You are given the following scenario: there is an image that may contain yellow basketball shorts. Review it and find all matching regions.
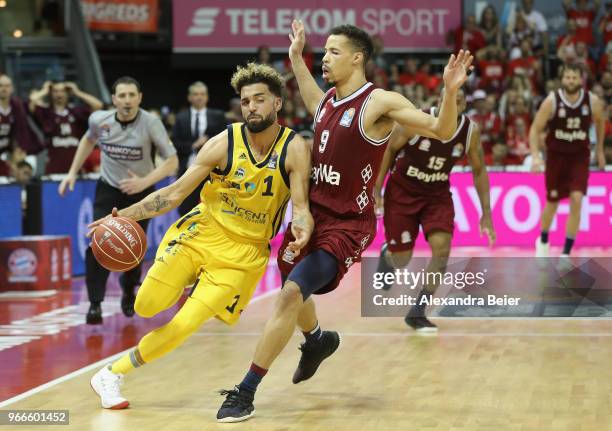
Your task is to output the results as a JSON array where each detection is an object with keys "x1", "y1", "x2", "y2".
[{"x1": 145, "y1": 203, "x2": 270, "y2": 325}]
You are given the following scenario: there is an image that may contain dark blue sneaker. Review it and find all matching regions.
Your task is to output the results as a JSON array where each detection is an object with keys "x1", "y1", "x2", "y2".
[
  {"x1": 376, "y1": 243, "x2": 394, "y2": 291},
  {"x1": 292, "y1": 331, "x2": 341, "y2": 384},
  {"x1": 217, "y1": 386, "x2": 255, "y2": 423}
]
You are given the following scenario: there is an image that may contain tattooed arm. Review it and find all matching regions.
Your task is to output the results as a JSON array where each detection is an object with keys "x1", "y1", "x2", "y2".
[
  {"x1": 284, "y1": 133, "x2": 314, "y2": 254},
  {"x1": 466, "y1": 123, "x2": 495, "y2": 246},
  {"x1": 87, "y1": 131, "x2": 228, "y2": 233}
]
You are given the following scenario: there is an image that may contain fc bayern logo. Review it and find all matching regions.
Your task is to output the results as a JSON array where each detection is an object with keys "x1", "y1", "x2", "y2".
[{"x1": 8, "y1": 248, "x2": 38, "y2": 276}]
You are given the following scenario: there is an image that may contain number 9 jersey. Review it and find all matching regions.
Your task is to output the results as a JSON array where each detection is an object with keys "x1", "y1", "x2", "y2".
[{"x1": 200, "y1": 123, "x2": 295, "y2": 244}]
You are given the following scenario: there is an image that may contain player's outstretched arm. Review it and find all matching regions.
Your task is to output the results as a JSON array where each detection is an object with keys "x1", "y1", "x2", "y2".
[
  {"x1": 373, "y1": 124, "x2": 413, "y2": 214},
  {"x1": 284, "y1": 133, "x2": 314, "y2": 255},
  {"x1": 371, "y1": 50, "x2": 472, "y2": 141},
  {"x1": 466, "y1": 123, "x2": 495, "y2": 246},
  {"x1": 591, "y1": 93, "x2": 606, "y2": 169},
  {"x1": 528, "y1": 94, "x2": 553, "y2": 172},
  {"x1": 288, "y1": 19, "x2": 324, "y2": 116},
  {"x1": 90, "y1": 131, "x2": 228, "y2": 228}
]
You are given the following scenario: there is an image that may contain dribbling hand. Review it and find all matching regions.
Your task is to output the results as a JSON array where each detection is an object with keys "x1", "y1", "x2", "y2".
[{"x1": 87, "y1": 207, "x2": 119, "y2": 238}]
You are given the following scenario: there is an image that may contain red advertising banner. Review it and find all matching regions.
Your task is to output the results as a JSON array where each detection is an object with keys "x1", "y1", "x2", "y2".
[
  {"x1": 81, "y1": 0, "x2": 159, "y2": 33},
  {"x1": 173, "y1": 0, "x2": 460, "y2": 52},
  {"x1": 0, "y1": 236, "x2": 72, "y2": 292}
]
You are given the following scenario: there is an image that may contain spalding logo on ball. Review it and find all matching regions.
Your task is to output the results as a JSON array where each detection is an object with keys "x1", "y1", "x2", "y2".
[{"x1": 92, "y1": 217, "x2": 147, "y2": 272}]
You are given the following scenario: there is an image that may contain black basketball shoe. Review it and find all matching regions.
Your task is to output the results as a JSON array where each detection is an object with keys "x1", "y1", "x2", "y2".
[
  {"x1": 376, "y1": 243, "x2": 394, "y2": 291},
  {"x1": 404, "y1": 315, "x2": 438, "y2": 333},
  {"x1": 217, "y1": 386, "x2": 255, "y2": 423},
  {"x1": 86, "y1": 303, "x2": 103, "y2": 325},
  {"x1": 292, "y1": 331, "x2": 341, "y2": 384}
]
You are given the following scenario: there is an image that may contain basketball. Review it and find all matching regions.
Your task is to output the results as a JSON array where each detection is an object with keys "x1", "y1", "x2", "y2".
[{"x1": 91, "y1": 216, "x2": 147, "y2": 272}]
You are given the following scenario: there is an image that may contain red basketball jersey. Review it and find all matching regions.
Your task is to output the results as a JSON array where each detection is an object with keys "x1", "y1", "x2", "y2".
[
  {"x1": 545, "y1": 89, "x2": 592, "y2": 154},
  {"x1": 390, "y1": 108, "x2": 474, "y2": 195},
  {"x1": 311, "y1": 82, "x2": 390, "y2": 217},
  {"x1": 0, "y1": 106, "x2": 15, "y2": 157}
]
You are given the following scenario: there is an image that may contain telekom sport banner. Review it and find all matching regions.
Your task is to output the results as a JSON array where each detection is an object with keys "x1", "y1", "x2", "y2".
[
  {"x1": 367, "y1": 172, "x2": 612, "y2": 249},
  {"x1": 173, "y1": 0, "x2": 461, "y2": 52},
  {"x1": 81, "y1": 0, "x2": 159, "y2": 33}
]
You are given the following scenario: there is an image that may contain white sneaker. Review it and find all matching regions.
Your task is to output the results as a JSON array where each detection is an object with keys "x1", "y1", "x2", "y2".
[
  {"x1": 557, "y1": 253, "x2": 573, "y2": 271},
  {"x1": 90, "y1": 366, "x2": 129, "y2": 409},
  {"x1": 535, "y1": 237, "x2": 549, "y2": 258}
]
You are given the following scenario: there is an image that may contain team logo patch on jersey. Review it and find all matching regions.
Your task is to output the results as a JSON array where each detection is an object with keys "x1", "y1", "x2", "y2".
[
  {"x1": 238, "y1": 152, "x2": 247, "y2": 160},
  {"x1": 401, "y1": 231, "x2": 412, "y2": 244},
  {"x1": 559, "y1": 108, "x2": 566, "y2": 118},
  {"x1": 361, "y1": 164, "x2": 373, "y2": 183},
  {"x1": 267, "y1": 151, "x2": 278, "y2": 169},
  {"x1": 452, "y1": 143, "x2": 464, "y2": 158},
  {"x1": 419, "y1": 139, "x2": 431, "y2": 152},
  {"x1": 339, "y1": 108, "x2": 355, "y2": 127},
  {"x1": 582, "y1": 105, "x2": 589, "y2": 116},
  {"x1": 244, "y1": 182, "x2": 256, "y2": 193},
  {"x1": 233, "y1": 167, "x2": 246, "y2": 179}
]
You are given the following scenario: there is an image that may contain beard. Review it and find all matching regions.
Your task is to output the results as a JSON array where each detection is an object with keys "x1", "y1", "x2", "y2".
[
  {"x1": 563, "y1": 83, "x2": 581, "y2": 95},
  {"x1": 246, "y1": 112, "x2": 275, "y2": 133}
]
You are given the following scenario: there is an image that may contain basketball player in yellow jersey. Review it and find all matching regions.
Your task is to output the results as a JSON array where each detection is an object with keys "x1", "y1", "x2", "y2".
[{"x1": 87, "y1": 63, "x2": 314, "y2": 412}]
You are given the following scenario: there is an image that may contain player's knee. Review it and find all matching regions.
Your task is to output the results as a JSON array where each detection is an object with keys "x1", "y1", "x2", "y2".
[
  {"x1": 276, "y1": 282, "x2": 303, "y2": 312},
  {"x1": 134, "y1": 279, "x2": 164, "y2": 318},
  {"x1": 169, "y1": 316, "x2": 201, "y2": 338},
  {"x1": 569, "y1": 192, "x2": 583, "y2": 207},
  {"x1": 388, "y1": 250, "x2": 412, "y2": 268}
]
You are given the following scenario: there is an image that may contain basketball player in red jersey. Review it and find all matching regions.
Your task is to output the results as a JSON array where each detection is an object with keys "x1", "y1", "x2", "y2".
[
  {"x1": 530, "y1": 63, "x2": 605, "y2": 260},
  {"x1": 374, "y1": 88, "x2": 495, "y2": 332},
  {"x1": 217, "y1": 19, "x2": 473, "y2": 422}
]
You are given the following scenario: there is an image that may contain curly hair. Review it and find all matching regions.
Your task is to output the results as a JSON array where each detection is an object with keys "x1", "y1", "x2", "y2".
[{"x1": 231, "y1": 62, "x2": 284, "y2": 97}]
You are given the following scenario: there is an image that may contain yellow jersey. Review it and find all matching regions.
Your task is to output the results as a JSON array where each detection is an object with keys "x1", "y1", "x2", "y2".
[{"x1": 200, "y1": 123, "x2": 294, "y2": 244}]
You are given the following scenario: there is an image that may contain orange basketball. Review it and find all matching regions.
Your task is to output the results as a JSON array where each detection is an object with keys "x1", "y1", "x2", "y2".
[{"x1": 91, "y1": 216, "x2": 147, "y2": 272}]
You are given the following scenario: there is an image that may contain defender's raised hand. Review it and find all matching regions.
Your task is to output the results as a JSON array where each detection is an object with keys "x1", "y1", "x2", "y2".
[
  {"x1": 288, "y1": 19, "x2": 306, "y2": 59},
  {"x1": 443, "y1": 50, "x2": 474, "y2": 93}
]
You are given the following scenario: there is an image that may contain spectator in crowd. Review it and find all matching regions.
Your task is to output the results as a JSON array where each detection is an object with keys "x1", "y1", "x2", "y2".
[
  {"x1": 598, "y1": 50, "x2": 612, "y2": 75},
  {"x1": 0, "y1": 74, "x2": 37, "y2": 176},
  {"x1": 12, "y1": 160, "x2": 33, "y2": 186},
  {"x1": 29, "y1": 81, "x2": 103, "y2": 174},
  {"x1": 450, "y1": 14, "x2": 486, "y2": 54},
  {"x1": 485, "y1": 141, "x2": 510, "y2": 166},
  {"x1": 475, "y1": 45, "x2": 506, "y2": 94},
  {"x1": 521, "y1": 0, "x2": 550, "y2": 56},
  {"x1": 557, "y1": 19, "x2": 580, "y2": 63},
  {"x1": 469, "y1": 89, "x2": 502, "y2": 156},
  {"x1": 398, "y1": 58, "x2": 423, "y2": 86},
  {"x1": 599, "y1": 2, "x2": 612, "y2": 52},
  {"x1": 563, "y1": 0, "x2": 600, "y2": 46},
  {"x1": 478, "y1": 5, "x2": 502, "y2": 50},
  {"x1": 506, "y1": 115, "x2": 531, "y2": 164},
  {"x1": 256, "y1": 45, "x2": 272, "y2": 66},
  {"x1": 225, "y1": 97, "x2": 242, "y2": 123},
  {"x1": 171, "y1": 81, "x2": 227, "y2": 216},
  {"x1": 508, "y1": 38, "x2": 543, "y2": 93},
  {"x1": 505, "y1": 12, "x2": 536, "y2": 56},
  {"x1": 371, "y1": 35, "x2": 390, "y2": 71},
  {"x1": 573, "y1": 42, "x2": 597, "y2": 83}
]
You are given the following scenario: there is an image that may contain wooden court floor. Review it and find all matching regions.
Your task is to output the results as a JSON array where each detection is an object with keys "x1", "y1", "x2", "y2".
[{"x1": 4, "y1": 268, "x2": 612, "y2": 431}]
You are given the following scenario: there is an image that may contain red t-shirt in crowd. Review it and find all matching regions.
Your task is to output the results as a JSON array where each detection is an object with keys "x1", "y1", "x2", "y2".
[
  {"x1": 508, "y1": 56, "x2": 539, "y2": 91},
  {"x1": 477, "y1": 59, "x2": 506, "y2": 92},
  {"x1": 454, "y1": 27, "x2": 486, "y2": 54},
  {"x1": 567, "y1": 9, "x2": 596, "y2": 45},
  {"x1": 470, "y1": 111, "x2": 502, "y2": 154}
]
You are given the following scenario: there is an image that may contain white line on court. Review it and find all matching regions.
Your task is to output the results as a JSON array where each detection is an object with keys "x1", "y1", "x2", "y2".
[{"x1": 0, "y1": 289, "x2": 280, "y2": 407}]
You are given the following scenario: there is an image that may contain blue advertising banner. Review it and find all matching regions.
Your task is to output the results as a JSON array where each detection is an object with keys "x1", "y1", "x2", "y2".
[
  {"x1": 41, "y1": 178, "x2": 179, "y2": 276},
  {"x1": 0, "y1": 184, "x2": 23, "y2": 238}
]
